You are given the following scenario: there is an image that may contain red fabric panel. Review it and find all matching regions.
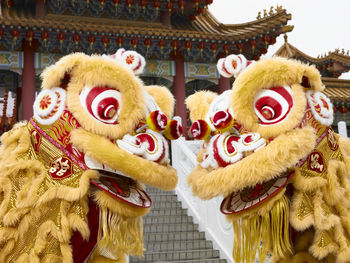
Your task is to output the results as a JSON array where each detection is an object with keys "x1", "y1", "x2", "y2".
[{"x1": 71, "y1": 198, "x2": 99, "y2": 263}]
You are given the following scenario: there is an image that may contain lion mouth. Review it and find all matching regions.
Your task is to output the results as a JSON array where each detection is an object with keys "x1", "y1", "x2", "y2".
[
  {"x1": 85, "y1": 154, "x2": 152, "y2": 208},
  {"x1": 220, "y1": 170, "x2": 293, "y2": 214}
]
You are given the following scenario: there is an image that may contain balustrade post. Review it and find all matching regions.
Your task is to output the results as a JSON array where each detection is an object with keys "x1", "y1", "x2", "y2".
[
  {"x1": 218, "y1": 75, "x2": 231, "y2": 94},
  {"x1": 173, "y1": 54, "x2": 187, "y2": 138},
  {"x1": 21, "y1": 39, "x2": 39, "y2": 120}
]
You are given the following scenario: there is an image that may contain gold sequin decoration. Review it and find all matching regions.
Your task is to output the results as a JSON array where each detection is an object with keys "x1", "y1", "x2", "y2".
[
  {"x1": 41, "y1": 234, "x2": 61, "y2": 258},
  {"x1": 70, "y1": 201, "x2": 87, "y2": 220},
  {"x1": 6, "y1": 201, "x2": 64, "y2": 262},
  {"x1": 3, "y1": 121, "x2": 89, "y2": 261},
  {"x1": 321, "y1": 202, "x2": 335, "y2": 217},
  {"x1": 318, "y1": 231, "x2": 332, "y2": 249},
  {"x1": 300, "y1": 130, "x2": 343, "y2": 178},
  {"x1": 26, "y1": 122, "x2": 85, "y2": 192},
  {"x1": 297, "y1": 193, "x2": 313, "y2": 221}
]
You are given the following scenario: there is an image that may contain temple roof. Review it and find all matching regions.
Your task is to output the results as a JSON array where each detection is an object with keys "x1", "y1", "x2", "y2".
[
  {"x1": 275, "y1": 35, "x2": 350, "y2": 77},
  {"x1": 171, "y1": 7, "x2": 292, "y2": 41},
  {"x1": 322, "y1": 78, "x2": 350, "y2": 102},
  {"x1": 1, "y1": 6, "x2": 292, "y2": 42},
  {"x1": 0, "y1": 2, "x2": 293, "y2": 61}
]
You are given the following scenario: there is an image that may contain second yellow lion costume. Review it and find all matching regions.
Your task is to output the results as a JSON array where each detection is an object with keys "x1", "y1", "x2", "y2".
[
  {"x1": 187, "y1": 54, "x2": 350, "y2": 263},
  {"x1": 0, "y1": 49, "x2": 182, "y2": 262}
]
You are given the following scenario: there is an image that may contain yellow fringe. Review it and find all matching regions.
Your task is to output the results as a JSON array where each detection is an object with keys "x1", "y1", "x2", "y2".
[
  {"x1": 97, "y1": 203, "x2": 144, "y2": 258},
  {"x1": 230, "y1": 195, "x2": 291, "y2": 263}
]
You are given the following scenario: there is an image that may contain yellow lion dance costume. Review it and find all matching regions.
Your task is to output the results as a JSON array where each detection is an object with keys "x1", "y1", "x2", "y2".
[
  {"x1": 0, "y1": 49, "x2": 182, "y2": 262},
  {"x1": 186, "y1": 54, "x2": 350, "y2": 263}
]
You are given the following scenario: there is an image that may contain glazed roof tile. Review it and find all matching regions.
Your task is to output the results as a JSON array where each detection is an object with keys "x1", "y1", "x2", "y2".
[
  {"x1": 323, "y1": 78, "x2": 350, "y2": 102},
  {"x1": 275, "y1": 36, "x2": 350, "y2": 68},
  {"x1": 1, "y1": 7, "x2": 292, "y2": 41}
]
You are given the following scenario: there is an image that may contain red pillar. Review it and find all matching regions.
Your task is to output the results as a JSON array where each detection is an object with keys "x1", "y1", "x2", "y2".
[
  {"x1": 35, "y1": 0, "x2": 47, "y2": 18},
  {"x1": 218, "y1": 75, "x2": 231, "y2": 94},
  {"x1": 22, "y1": 39, "x2": 39, "y2": 120},
  {"x1": 173, "y1": 55, "x2": 187, "y2": 137},
  {"x1": 160, "y1": 11, "x2": 171, "y2": 27}
]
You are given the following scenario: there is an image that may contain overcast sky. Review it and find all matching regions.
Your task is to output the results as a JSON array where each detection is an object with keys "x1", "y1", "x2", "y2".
[{"x1": 208, "y1": 0, "x2": 350, "y2": 79}]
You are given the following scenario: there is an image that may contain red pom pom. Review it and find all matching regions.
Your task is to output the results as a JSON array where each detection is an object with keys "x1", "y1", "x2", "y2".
[
  {"x1": 164, "y1": 119, "x2": 183, "y2": 140},
  {"x1": 212, "y1": 111, "x2": 233, "y2": 132},
  {"x1": 191, "y1": 120, "x2": 211, "y2": 140},
  {"x1": 147, "y1": 110, "x2": 167, "y2": 132}
]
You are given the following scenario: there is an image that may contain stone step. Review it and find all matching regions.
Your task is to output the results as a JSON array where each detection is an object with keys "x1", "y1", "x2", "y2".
[
  {"x1": 141, "y1": 187, "x2": 227, "y2": 263},
  {"x1": 143, "y1": 215, "x2": 193, "y2": 225},
  {"x1": 143, "y1": 223, "x2": 199, "y2": 233},
  {"x1": 130, "y1": 249, "x2": 221, "y2": 263},
  {"x1": 150, "y1": 194, "x2": 179, "y2": 202},
  {"x1": 151, "y1": 200, "x2": 182, "y2": 209},
  {"x1": 166, "y1": 259, "x2": 227, "y2": 263},
  {"x1": 147, "y1": 188, "x2": 176, "y2": 195},
  {"x1": 148, "y1": 207, "x2": 187, "y2": 216},
  {"x1": 145, "y1": 239, "x2": 213, "y2": 252},
  {"x1": 144, "y1": 231, "x2": 206, "y2": 242}
]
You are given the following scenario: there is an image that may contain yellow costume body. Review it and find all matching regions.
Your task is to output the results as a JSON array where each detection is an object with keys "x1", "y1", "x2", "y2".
[
  {"x1": 0, "y1": 50, "x2": 180, "y2": 262},
  {"x1": 187, "y1": 55, "x2": 350, "y2": 263}
]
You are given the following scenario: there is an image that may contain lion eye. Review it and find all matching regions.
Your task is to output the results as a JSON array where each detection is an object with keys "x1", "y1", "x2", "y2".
[
  {"x1": 254, "y1": 86, "x2": 293, "y2": 125},
  {"x1": 80, "y1": 86, "x2": 121, "y2": 125}
]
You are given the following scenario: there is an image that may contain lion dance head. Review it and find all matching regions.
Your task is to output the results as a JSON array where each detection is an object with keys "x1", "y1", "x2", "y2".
[
  {"x1": 187, "y1": 55, "x2": 350, "y2": 263},
  {"x1": 0, "y1": 49, "x2": 182, "y2": 262}
]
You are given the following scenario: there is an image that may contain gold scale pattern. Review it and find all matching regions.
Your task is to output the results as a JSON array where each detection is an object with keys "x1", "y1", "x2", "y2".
[
  {"x1": 0, "y1": 122, "x2": 90, "y2": 262},
  {"x1": 291, "y1": 123, "x2": 350, "y2": 258}
]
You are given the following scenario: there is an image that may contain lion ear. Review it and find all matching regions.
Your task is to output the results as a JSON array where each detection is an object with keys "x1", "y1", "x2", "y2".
[
  {"x1": 301, "y1": 65, "x2": 323, "y2": 91},
  {"x1": 40, "y1": 53, "x2": 88, "y2": 90},
  {"x1": 186, "y1": 91, "x2": 218, "y2": 122},
  {"x1": 144, "y1": 85, "x2": 174, "y2": 119}
]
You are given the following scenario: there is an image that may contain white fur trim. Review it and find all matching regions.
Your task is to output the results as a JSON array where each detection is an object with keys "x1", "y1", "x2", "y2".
[
  {"x1": 201, "y1": 134, "x2": 220, "y2": 169},
  {"x1": 216, "y1": 132, "x2": 243, "y2": 164},
  {"x1": 205, "y1": 90, "x2": 234, "y2": 131},
  {"x1": 201, "y1": 132, "x2": 266, "y2": 168},
  {"x1": 104, "y1": 48, "x2": 146, "y2": 75},
  {"x1": 217, "y1": 58, "x2": 232, "y2": 78},
  {"x1": 226, "y1": 54, "x2": 244, "y2": 77},
  {"x1": 143, "y1": 89, "x2": 162, "y2": 116},
  {"x1": 33, "y1": 87, "x2": 66, "y2": 125},
  {"x1": 34, "y1": 89, "x2": 58, "y2": 117},
  {"x1": 217, "y1": 54, "x2": 251, "y2": 78},
  {"x1": 117, "y1": 129, "x2": 169, "y2": 164},
  {"x1": 116, "y1": 48, "x2": 125, "y2": 58},
  {"x1": 306, "y1": 90, "x2": 334, "y2": 126}
]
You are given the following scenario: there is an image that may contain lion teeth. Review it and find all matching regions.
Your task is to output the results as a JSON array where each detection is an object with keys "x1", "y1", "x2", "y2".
[
  {"x1": 84, "y1": 155, "x2": 131, "y2": 178},
  {"x1": 103, "y1": 164, "x2": 114, "y2": 173},
  {"x1": 84, "y1": 155, "x2": 103, "y2": 170},
  {"x1": 274, "y1": 177, "x2": 287, "y2": 188}
]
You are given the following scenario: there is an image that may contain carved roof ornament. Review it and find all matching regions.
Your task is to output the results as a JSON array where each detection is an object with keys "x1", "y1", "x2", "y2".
[
  {"x1": 276, "y1": 5, "x2": 283, "y2": 12},
  {"x1": 257, "y1": 5, "x2": 285, "y2": 20},
  {"x1": 283, "y1": 25, "x2": 294, "y2": 33},
  {"x1": 256, "y1": 11, "x2": 261, "y2": 19},
  {"x1": 1, "y1": 2, "x2": 293, "y2": 62},
  {"x1": 275, "y1": 40, "x2": 350, "y2": 79}
]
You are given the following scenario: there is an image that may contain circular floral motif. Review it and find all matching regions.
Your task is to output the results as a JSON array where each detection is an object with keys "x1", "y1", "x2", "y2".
[
  {"x1": 306, "y1": 90, "x2": 333, "y2": 126},
  {"x1": 39, "y1": 95, "x2": 52, "y2": 110},
  {"x1": 33, "y1": 88, "x2": 66, "y2": 125}
]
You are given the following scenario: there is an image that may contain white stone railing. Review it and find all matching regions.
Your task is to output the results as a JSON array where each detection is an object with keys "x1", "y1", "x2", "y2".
[
  {"x1": 338, "y1": 121, "x2": 348, "y2": 138},
  {"x1": 171, "y1": 138, "x2": 234, "y2": 263}
]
